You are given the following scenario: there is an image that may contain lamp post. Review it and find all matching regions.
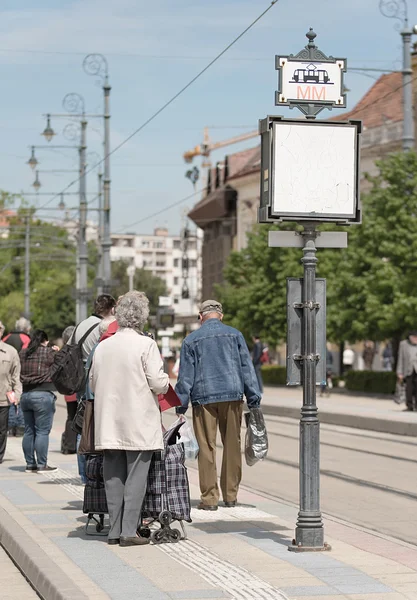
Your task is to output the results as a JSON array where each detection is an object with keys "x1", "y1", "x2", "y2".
[
  {"x1": 379, "y1": 0, "x2": 417, "y2": 150},
  {"x1": 42, "y1": 93, "x2": 89, "y2": 321},
  {"x1": 83, "y1": 54, "x2": 112, "y2": 294}
]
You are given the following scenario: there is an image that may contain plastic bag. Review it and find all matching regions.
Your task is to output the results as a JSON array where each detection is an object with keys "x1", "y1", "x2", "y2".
[
  {"x1": 394, "y1": 381, "x2": 406, "y2": 405},
  {"x1": 244, "y1": 407, "x2": 268, "y2": 466},
  {"x1": 170, "y1": 415, "x2": 199, "y2": 460}
]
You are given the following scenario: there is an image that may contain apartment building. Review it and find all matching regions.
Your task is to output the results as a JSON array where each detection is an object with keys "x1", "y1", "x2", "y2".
[{"x1": 110, "y1": 227, "x2": 202, "y2": 318}]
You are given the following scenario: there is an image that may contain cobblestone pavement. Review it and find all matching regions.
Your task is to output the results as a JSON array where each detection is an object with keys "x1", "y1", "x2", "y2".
[{"x1": 0, "y1": 399, "x2": 417, "y2": 600}]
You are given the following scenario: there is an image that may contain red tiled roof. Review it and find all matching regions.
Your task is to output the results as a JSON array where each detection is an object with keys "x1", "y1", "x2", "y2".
[
  {"x1": 0, "y1": 210, "x2": 16, "y2": 227},
  {"x1": 332, "y1": 72, "x2": 403, "y2": 129},
  {"x1": 227, "y1": 145, "x2": 260, "y2": 181}
]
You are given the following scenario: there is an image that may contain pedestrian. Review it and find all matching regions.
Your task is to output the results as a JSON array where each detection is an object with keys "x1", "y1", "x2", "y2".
[
  {"x1": 252, "y1": 334, "x2": 264, "y2": 393},
  {"x1": 4, "y1": 318, "x2": 31, "y2": 438},
  {"x1": 3, "y1": 317, "x2": 31, "y2": 352},
  {"x1": 73, "y1": 294, "x2": 116, "y2": 483},
  {"x1": 397, "y1": 331, "x2": 417, "y2": 411},
  {"x1": 19, "y1": 330, "x2": 59, "y2": 472},
  {"x1": 90, "y1": 291, "x2": 169, "y2": 547},
  {"x1": 175, "y1": 300, "x2": 261, "y2": 511},
  {"x1": 363, "y1": 340, "x2": 375, "y2": 371},
  {"x1": 382, "y1": 342, "x2": 393, "y2": 371},
  {"x1": 0, "y1": 320, "x2": 22, "y2": 464},
  {"x1": 60, "y1": 326, "x2": 77, "y2": 455},
  {"x1": 342, "y1": 345, "x2": 355, "y2": 374}
]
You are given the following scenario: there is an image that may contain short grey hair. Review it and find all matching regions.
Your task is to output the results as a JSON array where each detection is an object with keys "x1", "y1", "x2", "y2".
[
  {"x1": 99, "y1": 315, "x2": 116, "y2": 335},
  {"x1": 15, "y1": 317, "x2": 31, "y2": 333},
  {"x1": 115, "y1": 291, "x2": 149, "y2": 332},
  {"x1": 62, "y1": 326, "x2": 75, "y2": 345}
]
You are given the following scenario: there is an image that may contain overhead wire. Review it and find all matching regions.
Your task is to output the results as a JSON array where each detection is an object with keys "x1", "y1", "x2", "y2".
[{"x1": 34, "y1": 0, "x2": 279, "y2": 213}]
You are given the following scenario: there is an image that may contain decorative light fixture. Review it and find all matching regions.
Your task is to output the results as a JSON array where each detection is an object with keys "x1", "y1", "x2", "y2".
[
  {"x1": 42, "y1": 114, "x2": 55, "y2": 142},
  {"x1": 27, "y1": 146, "x2": 38, "y2": 170},
  {"x1": 32, "y1": 171, "x2": 41, "y2": 191},
  {"x1": 58, "y1": 194, "x2": 65, "y2": 210}
]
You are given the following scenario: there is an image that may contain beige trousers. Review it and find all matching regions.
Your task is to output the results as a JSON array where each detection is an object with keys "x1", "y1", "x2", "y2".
[{"x1": 192, "y1": 401, "x2": 243, "y2": 506}]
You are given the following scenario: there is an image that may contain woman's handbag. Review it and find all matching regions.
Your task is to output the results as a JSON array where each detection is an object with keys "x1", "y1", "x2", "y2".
[
  {"x1": 244, "y1": 407, "x2": 268, "y2": 466},
  {"x1": 78, "y1": 400, "x2": 99, "y2": 455}
]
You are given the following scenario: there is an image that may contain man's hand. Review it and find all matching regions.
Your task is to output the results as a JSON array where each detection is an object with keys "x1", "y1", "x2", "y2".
[
  {"x1": 398, "y1": 374, "x2": 404, "y2": 383},
  {"x1": 175, "y1": 406, "x2": 188, "y2": 415}
]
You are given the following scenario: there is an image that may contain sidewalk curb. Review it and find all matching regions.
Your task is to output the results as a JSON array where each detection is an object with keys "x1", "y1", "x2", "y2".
[
  {"x1": 262, "y1": 404, "x2": 417, "y2": 436},
  {"x1": 0, "y1": 505, "x2": 88, "y2": 600}
]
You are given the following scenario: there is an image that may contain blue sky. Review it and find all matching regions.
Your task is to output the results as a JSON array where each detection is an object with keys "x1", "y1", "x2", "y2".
[{"x1": 0, "y1": 0, "x2": 411, "y2": 234}]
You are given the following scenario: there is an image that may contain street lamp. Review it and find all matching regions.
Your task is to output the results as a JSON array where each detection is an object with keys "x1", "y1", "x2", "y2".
[
  {"x1": 42, "y1": 114, "x2": 56, "y2": 142},
  {"x1": 58, "y1": 194, "x2": 66, "y2": 211},
  {"x1": 379, "y1": 0, "x2": 417, "y2": 150},
  {"x1": 27, "y1": 146, "x2": 38, "y2": 170},
  {"x1": 32, "y1": 171, "x2": 41, "y2": 191}
]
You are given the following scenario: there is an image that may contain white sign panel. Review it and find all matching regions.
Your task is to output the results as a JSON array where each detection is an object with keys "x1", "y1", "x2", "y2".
[
  {"x1": 277, "y1": 58, "x2": 345, "y2": 106},
  {"x1": 272, "y1": 122, "x2": 357, "y2": 218}
]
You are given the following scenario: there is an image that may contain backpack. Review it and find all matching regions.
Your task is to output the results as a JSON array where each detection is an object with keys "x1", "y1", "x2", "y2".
[{"x1": 50, "y1": 323, "x2": 99, "y2": 395}]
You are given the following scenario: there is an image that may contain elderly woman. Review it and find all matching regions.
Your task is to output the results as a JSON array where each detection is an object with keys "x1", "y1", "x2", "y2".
[{"x1": 90, "y1": 291, "x2": 169, "y2": 547}]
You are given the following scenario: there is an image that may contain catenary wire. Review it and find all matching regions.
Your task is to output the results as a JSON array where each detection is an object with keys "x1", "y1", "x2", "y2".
[{"x1": 34, "y1": 0, "x2": 279, "y2": 213}]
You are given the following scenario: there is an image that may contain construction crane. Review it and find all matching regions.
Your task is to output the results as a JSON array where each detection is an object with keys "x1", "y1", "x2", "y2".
[{"x1": 183, "y1": 127, "x2": 258, "y2": 167}]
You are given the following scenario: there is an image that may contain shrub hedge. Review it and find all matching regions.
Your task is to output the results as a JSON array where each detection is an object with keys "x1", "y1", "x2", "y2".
[
  {"x1": 345, "y1": 370, "x2": 396, "y2": 395},
  {"x1": 261, "y1": 365, "x2": 287, "y2": 385}
]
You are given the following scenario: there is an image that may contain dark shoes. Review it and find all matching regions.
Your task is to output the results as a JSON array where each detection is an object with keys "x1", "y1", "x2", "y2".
[
  {"x1": 224, "y1": 501, "x2": 237, "y2": 508},
  {"x1": 108, "y1": 538, "x2": 120, "y2": 545},
  {"x1": 25, "y1": 465, "x2": 38, "y2": 473},
  {"x1": 37, "y1": 465, "x2": 57, "y2": 472},
  {"x1": 197, "y1": 502, "x2": 218, "y2": 511},
  {"x1": 120, "y1": 536, "x2": 150, "y2": 547}
]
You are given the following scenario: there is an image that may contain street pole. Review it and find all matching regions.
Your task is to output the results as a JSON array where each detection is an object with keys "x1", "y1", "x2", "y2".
[
  {"x1": 402, "y1": 24, "x2": 415, "y2": 150},
  {"x1": 379, "y1": 0, "x2": 416, "y2": 150},
  {"x1": 76, "y1": 244, "x2": 80, "y2": 323},
  {"x1": 97, "y1": 169, "x2": 104, "y2": 295},
  {"x1": 79, "y1": 119, "x2": 88, "y2": 321},
  {"x1": 24, "y1": 215, "x2": 30, "y2": 318},
  {"x1": 291, "y1": 223, "x2": 325, "y2": 550},
  {"x1": 102, "y1": 75, "x2": 112, "y2": 293}
]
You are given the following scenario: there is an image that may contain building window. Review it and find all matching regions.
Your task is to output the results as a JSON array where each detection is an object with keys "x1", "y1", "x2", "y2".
[
  {"x1": 156, "y1": 261, "x2": 166, "y2": 267},
  {"x1": 174, "y1": 277, "x2": 179, "y2": 285},
  {"x1": 154, "y1": 241, "x2": 164, "y2": 249},
  {"x1": 142, "y1": 240, "x2": 150, "y2": 248},
  {"x1": 190, "y1": 259, "x2": 197, "y2": 268},
  {"x1": 173, "y1": 258, "x2": 179, "y2": 267},
  {"x1": 173, "y1": 240, "x2": 181, "y2": 249},
  {"x1": 173, "y1": 297, "x2": 179, "y2": 304},
  {"x1": 142, "y1": 260, "x2": 152, "y2": 267},
  {"x1": 188, "y1": 241, "x2": 196, "y2": 250}
]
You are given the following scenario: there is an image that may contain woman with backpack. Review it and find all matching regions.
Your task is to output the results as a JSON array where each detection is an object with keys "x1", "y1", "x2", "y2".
[{"x1": 19, "y1": 330, "x2": 59, "y2": 472}]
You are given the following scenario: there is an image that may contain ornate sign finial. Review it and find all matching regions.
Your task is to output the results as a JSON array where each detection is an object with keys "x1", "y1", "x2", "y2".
[{"x1": 306, "y1": 28, "x2": 317, "y2": 46}]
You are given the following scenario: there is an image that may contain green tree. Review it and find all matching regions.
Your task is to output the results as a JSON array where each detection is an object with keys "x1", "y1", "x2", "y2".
[
  {"x1": 327, "y1": 151, "x2": 417, "y2": 345},
  {"x1": 0, "y1": 208, "x2": 77, "y2": 339},
  {"x1": 217, "y1": 151, "x2": 417, "y2": 349},
  {"x1": 110, "y1": 260, "x2": 167, "y2": 316}
]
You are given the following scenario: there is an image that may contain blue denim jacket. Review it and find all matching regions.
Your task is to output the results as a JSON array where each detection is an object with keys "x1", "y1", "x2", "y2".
[{"x1": 175, "y1": 318, "x2": 261, "y2": 410}]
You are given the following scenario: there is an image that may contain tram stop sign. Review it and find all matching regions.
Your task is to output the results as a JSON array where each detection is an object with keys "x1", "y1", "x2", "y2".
[{"x1": 275, "y1": 28, "x2": 347, "y2": 111}]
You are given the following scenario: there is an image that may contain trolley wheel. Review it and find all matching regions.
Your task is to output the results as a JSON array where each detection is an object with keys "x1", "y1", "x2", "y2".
[
  {"x1": 138, "y1": 527, "x2": 151, "y2": 539},
  {"x1": 159, "y1": 510, "x2": 172, "y2": 526},
  {"x1": 151, "y1": 529, "x2": 165, "y2": 545},
  {"x1": 169, "y1": 529, "x2": 181, "y2": 543}
]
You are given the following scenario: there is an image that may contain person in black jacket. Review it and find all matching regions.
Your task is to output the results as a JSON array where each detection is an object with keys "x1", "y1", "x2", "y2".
[
  {"x1": 252, "y1": 335, "x2": 264, "y2": 393},
  {"x1": 3, "y1": 317, "x2": 31, "y2": 352}
]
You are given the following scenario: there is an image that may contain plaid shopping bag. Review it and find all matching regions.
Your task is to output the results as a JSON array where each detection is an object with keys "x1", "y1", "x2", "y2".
[
  {"x1": 85, "y1": 454, "x2": 104, "y2": 482},
  {"x1": 143, "y1": 424, "x2": 191, "y2": 522},
  {"x1": 83, "y1": 483, "x2": 108, "y2": 514}
]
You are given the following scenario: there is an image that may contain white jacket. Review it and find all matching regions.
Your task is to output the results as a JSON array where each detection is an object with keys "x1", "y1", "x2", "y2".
[{"x1": 90, "y1": 329, "x2": 169, "y2": 451}]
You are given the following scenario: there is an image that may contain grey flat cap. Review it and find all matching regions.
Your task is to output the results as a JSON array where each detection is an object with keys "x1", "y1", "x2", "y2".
[{"x1": 199, "y1": 299, "x2": 223, "y2": 315}]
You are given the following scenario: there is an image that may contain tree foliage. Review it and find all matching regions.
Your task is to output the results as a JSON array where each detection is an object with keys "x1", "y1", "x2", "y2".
[{"x1": 217, "y1": 151, "x2": 417, "y2": 346}]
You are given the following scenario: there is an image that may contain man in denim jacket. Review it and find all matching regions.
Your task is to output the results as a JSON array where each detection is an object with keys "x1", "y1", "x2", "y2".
[{"x1": 175, "y1": 300, "x2": 261, "y2": 511}]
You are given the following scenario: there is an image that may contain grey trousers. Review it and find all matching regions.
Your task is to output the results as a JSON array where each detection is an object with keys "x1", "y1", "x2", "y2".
[{"x1": 103, "y1": 449, "x2": 153, "y2": 539}]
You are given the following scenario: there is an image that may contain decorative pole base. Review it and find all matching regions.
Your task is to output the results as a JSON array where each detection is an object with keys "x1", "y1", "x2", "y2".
[{"x1": 288, "y1": 540, "x2": 331, "y2": 553}]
